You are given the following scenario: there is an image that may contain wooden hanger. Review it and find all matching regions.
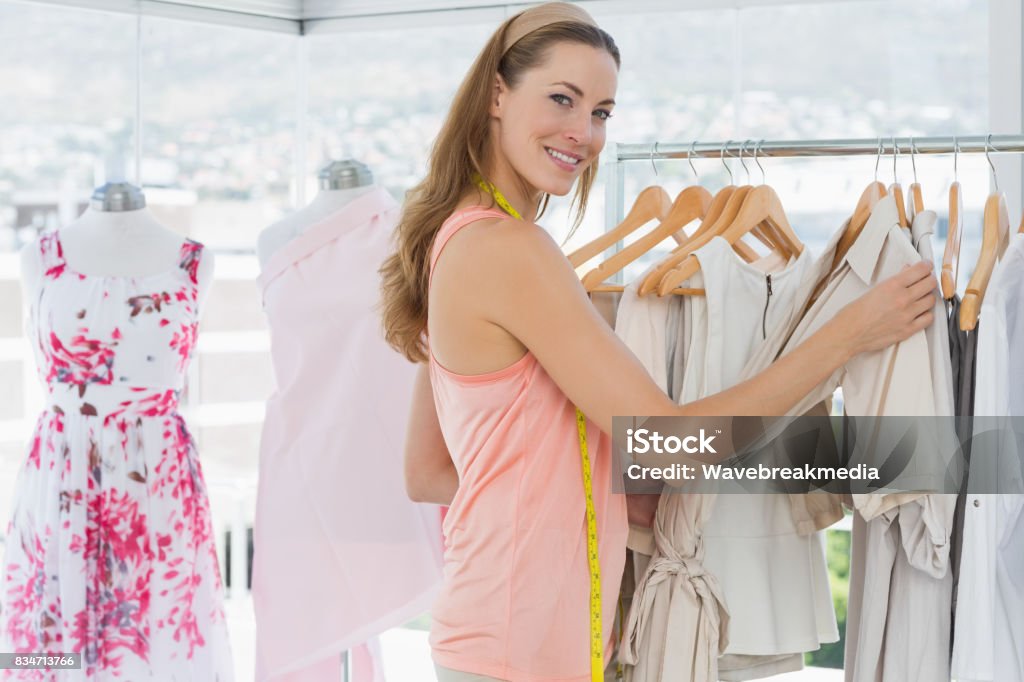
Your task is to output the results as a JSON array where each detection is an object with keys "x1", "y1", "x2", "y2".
[
  {"x1": 940, "y1": 180, "x2": 963, "y2": 299},
  {"x1": 718, "y1": 183, "x2": 802, "y2": 258},
  {"x1": 890, "y1": 183, "x2": 908, "y2": 228},
  {"x1": 581, "y1": 185, "x2": 711, "y2": 292},
  {"x1": 686, "y1": 143, "x2": 779, "y2": 259},
  {"x1": 636, "y1": 184, "x2": 734, "y2": 295},
  {"x1": 686, "y1": 185, "x2": 734, "y2": 242},
  {"x1": 657, "y1": 185, "x2": 802, "y2": 295},
  {"x1": 960, "y1": 192, "x2": 1010, "y2": 330},
  {"x1": 697, "y1": 186, "x2": 759, "y2": 259},
  {"x1": 833, "y1": 181, "x2": 887, "y2": 270},
  {"x1": 694, "y1": 185, "x2": 788, "y2": 261},
  {"x1": 885, "y1": 140, "x2": 908, "y2": 229},
  {"x1": 907, "y1": 138, "x2": 925, "y2": 219},
  {"x1": 638, "y1": 183, "x2": 789, "y2": 295},
  {"x1": 567, "y1": 186, "x2": 672, "y2": 268},
  {"x1": 909, "y1": 184, "x2": 925, "y2": 218},
  {"x1": 1019, "y1": 211, "x2": 1024, "y2": 234}
]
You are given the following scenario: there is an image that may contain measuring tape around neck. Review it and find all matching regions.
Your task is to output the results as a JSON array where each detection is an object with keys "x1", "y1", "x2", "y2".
[{"x1": 473, "y1": 175, "x2": 604, "y2": 681}]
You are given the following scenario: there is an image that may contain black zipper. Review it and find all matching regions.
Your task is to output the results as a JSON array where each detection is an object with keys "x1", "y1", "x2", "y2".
[{"x1": 762, "y1": 273, "x2": 774, "y2": 339}]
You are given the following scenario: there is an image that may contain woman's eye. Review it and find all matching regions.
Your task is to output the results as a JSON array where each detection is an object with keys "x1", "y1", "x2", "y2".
[
  {"x1": 550, "y1": 94, "x2": 572, "y2": 106},
  {"x1": 593, "y1": 110, "x2": 613, "y2": 121}
]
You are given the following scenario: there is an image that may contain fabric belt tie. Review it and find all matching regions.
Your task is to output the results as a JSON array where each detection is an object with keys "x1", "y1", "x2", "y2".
[{"x1": 621, "y1": 528, "x2": 730, "y2": 681}]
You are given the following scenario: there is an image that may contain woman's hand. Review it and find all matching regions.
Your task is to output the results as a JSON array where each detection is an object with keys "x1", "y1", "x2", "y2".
[{"x1": 836, "y1": 260, "x2": 938, "y2": 357}]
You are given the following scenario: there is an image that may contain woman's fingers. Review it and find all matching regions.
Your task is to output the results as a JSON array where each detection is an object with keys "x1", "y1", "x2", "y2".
[
  {"x1": 911, "y1": 309, "x2": 935, "y2": 334},
  {"x1": 897, "y1": 260, "x2": 933, "y2": 285},
  {"x1": 905, "y1": 267, "x2": 939, "y2": 302}
]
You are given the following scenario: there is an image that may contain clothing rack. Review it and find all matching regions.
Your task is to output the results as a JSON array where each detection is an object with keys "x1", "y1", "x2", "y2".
[{"x1": 602, "y1": 134, "x2": 1024, "y2": 237}]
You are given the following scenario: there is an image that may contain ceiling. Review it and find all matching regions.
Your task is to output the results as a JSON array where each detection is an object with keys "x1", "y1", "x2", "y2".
[{"x1": 19, "y1": 0, "x2": 856, "y2": 34}]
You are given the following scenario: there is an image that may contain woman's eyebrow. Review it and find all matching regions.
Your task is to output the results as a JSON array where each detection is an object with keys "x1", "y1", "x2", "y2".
[{"x1": 550, "y1": 80, "x2": 616, "y2": 106}]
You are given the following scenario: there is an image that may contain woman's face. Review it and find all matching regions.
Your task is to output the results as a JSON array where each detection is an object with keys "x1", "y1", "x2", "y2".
[{"x1": 491, "y1": 41, "x2": 618, "y2": 198}]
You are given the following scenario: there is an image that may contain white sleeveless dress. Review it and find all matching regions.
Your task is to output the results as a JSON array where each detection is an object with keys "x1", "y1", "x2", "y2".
[{"x1": 1, "y1": 231, "x2": 234, "y2": 680}]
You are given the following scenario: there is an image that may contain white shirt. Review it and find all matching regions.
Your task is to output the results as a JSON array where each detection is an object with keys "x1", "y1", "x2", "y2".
[
  {"x1": 952, "y1": 232, "x2": 1024, "y2": 682},
  {"x1": 683, "y1": 238, "x2": 838, "y2": 667}
]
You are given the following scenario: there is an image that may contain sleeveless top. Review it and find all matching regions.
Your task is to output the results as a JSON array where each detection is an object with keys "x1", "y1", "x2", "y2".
[{"x1": 426, "y1": 207, "x2": 628, "y2": 681}]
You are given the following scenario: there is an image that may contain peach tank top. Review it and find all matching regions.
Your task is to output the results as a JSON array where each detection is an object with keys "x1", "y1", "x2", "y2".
[{"x1": 427, "y1": 207, "x2": 628, "y2": 681}]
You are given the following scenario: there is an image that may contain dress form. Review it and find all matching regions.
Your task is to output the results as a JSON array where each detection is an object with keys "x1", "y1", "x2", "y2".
[
  {"x1": 257, "y1": 160, "x2": 376, "y2": 270},
  {"x1": 20, "y1": 182, "x2": 214, "y2": 309}
]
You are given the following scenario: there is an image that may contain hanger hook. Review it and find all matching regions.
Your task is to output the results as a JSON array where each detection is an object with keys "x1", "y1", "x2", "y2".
[
  {"x1": 986, "y1": 133, "x2": 999, "y2": 192},
  {"x1": 754, "y1": 139, "x2": 766, "y2": 184},
  {"x1": 721, "y1": 140, "x2": 734, "y2": 184},
  {"x1": 738, "y1": 140, "x2": 750, "y2": 183},
  {"x1": 874, "y1": 137, "x2": 882, "y2": 183},
  {"x1": 688, "y1": 140, "x2": 699, "y2": 181},
  {"x1": 953, "y1": 136, "x2": 959, "y2": 183},
  {"x1": 909, "y1": 137, "x2": 918, "y2": 184},
  {"x1": 892, "y1": 136, "x2": 899, "y2": 183},
  {"x1": 650, "y1": 141, "x2": 659, "y2": 177}
]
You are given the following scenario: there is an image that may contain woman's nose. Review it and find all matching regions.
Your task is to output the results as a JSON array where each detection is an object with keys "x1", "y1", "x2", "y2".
[{"x1": 565, "y1": 113, "x2": 592, "y2": 146}]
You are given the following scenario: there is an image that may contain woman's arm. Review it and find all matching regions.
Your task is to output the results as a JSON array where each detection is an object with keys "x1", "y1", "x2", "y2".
[
  {"x1": 475, "y1": 219, "x2": 935, "y2": 435},
  {"x1": 404, "y1": 363, "x2": 458, "y2": 505}
]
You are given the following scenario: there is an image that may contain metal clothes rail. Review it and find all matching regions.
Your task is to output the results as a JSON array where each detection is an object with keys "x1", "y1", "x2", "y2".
[
  {"x1": 602, "y1": 134, "x2": 1024, "y2": 239},
  {"x1": 615, "y1": 134, "x2": 1024, "y2": 161}
]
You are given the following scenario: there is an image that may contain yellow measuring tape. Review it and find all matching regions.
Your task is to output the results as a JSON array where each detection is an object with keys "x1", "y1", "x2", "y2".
[{"x1": 474, "y1": 175, "x2": 604, "y2": 681}]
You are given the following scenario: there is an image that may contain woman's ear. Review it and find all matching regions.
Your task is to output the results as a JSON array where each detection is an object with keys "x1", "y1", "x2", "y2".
[{"x1": 489, "y1": 74, "x2": 507, "y2": 118}]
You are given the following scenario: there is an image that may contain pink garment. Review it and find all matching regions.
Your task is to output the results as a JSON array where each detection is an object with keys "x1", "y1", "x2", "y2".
[
  {"x1": 255, "y1": 188, "x2": 444, "y2": 680},
  {"x1": 427, "y1": 207, "x2": 628, "y2": 681}
]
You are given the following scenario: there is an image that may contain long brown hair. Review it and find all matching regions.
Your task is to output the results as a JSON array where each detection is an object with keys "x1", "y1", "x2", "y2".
[{"x1": 380, "y1": 12, "x2": 620, "y2": 363}]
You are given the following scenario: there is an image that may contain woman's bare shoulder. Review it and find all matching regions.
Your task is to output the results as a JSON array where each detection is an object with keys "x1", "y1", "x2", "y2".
[{"x1": 447, "y1": 216, "x2": 562, "y2": 265}]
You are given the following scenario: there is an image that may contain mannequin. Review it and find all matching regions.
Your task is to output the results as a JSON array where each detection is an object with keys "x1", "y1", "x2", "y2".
[
  {"x1": 254, "y1": 160, "x2": 430, "y2": 682},
  {"x1": 20, "y1": 181, "x2": 214, "y2": 308},
  {"x1": 7, "y1": 178, "x2": 234, "y2": 678},
  {"x1": 257, "y1": 160, "x2": 376, "y2": 269}
]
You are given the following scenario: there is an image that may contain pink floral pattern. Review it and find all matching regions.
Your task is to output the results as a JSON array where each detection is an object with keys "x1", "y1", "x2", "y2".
[{"x1": 1, "y1": 232, "x2": 233, "y2": 680}]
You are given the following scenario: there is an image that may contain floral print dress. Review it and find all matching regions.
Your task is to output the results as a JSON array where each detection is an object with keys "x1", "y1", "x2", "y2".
[{"x1": 0, "y1": 232, "x2": 233, "y2": 680}]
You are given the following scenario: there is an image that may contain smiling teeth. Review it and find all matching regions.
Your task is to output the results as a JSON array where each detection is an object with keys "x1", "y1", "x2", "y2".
[{"x1": 547, "y1": 148, "x2": 579, "y2": 165}]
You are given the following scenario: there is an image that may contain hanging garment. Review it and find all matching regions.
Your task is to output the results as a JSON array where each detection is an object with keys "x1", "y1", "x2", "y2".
[
  {"x1": 683, "y1": 239, "x2": 837, "y2": 680},
  {"x1": 609, "y1": 270, "x2": 678, "y2": 682},
  {"x1": 946, "y1": 283, "x2": 979, "y2": 620},
  {"x1": 619, "y1": 479, "x2": 729, "y2": 682},
  {"x1": 255, "y1": 187, "x2": 443, "y2": 681},
  {"x1": 622, "y1": 239, "x2": 835, "y2": 682},
  {"x1": 952, "y1": 232, "x2": 1024, "y2": 682},
  {"x1": 665, "y1": 295, "x2": 687, "y2": 403},
  {"x1": 591, "y1": 291, "x2": 623, "y2": 329},
  {"x1": 844, "y1": 209, "x2": 956, "y2": 682},
  {"x1": 734, "y1": 198, "x2": 955, "y2": 682},
  {"x1": 739, "y1": 196, "x2": 956, "y2": 511},
  {"x1": 947, "y1": 292, "x2": 979, "y2": 615},
  {"x1": 614, "y1": 272, "x2": 674, "y2": 392},
  {"x1": 615, "y1": 268, "x2": 717, "y2": 682},
  {"x1": 427, "y1": 207, "x2": 628, "y2": 682},
  {"x1": 1, "y1": 232, "x2": 233, "y2": 680}
]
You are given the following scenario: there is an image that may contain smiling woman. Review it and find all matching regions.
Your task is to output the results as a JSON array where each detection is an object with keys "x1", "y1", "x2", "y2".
[
  {"x1": 378, "y1": 2, "x2": 939, "y2": 681},
  {"x1": 488, "y1": 52, "x2": 618, "y2": 203}
]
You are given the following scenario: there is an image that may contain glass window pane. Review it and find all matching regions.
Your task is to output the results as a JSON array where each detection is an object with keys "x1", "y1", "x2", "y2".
[
  {"x1": 737, "y1": 0, "x2": 989, "y2": 286},
  {"x1": 306, "y1": 23, "x2": 494, "y2": 199},
  {"x1": 140, "y1": 16, "x2": 299, "y2": 251},
  {"x1": 0, "y1": 2, "x2": 136, "y2": 253}
]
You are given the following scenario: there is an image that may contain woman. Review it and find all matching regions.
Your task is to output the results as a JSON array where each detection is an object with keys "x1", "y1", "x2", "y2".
[{"x1": 380, "y1": 3, "x2": 936, "y2": 681}]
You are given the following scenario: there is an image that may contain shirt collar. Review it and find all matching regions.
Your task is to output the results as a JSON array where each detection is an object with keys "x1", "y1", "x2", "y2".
[{"x1": 842, "y1": 194, "x2": 900, "y2": 283}]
